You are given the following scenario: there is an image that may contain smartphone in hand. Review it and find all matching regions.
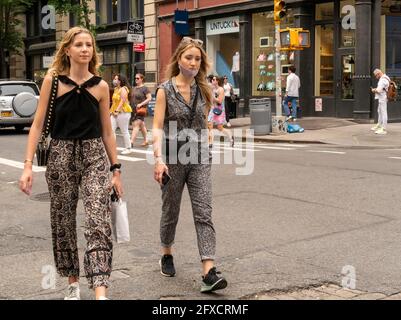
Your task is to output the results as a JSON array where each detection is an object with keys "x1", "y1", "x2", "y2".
[
  {"x1": 161, "y1": 172, "x2": 171, "y2": 187},
  {"x1": 110, "y1": 186, "x2": 119, "y2": 202}
]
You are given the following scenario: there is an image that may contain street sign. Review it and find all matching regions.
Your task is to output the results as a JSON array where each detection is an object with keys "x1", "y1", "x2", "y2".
[
  {"x1": 127, "y1": 21, "x2": 144, "y2": 43},
  {"x1": 133, "y1": 43, "x2": 145, "y2": 52}
]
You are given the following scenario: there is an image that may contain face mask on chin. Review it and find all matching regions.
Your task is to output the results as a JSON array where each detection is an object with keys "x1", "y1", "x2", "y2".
[
  {"x1": 112, "y1": 80, "x2": 119, "y2": 87},
  {"x1": 178, "y1": 64, "x2": 199, "y2": 78}
]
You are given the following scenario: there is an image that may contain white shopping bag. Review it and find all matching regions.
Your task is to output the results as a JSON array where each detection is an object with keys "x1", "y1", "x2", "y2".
[{"x1": 111, "y1": 199, "x2": 130, "y2": 243}]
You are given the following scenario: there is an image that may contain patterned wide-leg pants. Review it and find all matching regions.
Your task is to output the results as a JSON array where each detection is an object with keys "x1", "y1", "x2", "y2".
[{"x1": 45, "y1": 138, "x2": 113, "y2": 289}]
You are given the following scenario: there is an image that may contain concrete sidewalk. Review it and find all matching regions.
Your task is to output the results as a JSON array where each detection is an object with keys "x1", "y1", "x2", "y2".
[{"x1": 143, "y1": 116, "x2": 401, "y2": 148}]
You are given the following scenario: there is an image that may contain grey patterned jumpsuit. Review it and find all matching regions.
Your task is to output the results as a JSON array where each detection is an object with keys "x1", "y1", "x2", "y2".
[{"x1": 159, "y1": 78, "x2": 216, "y2": 261}]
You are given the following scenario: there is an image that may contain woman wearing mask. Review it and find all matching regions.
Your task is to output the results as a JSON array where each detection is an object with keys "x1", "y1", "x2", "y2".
[
  {"x1": 128, "y1": 73, "x2": 152, "y2": 149},
  {"x1": 18, "y1": 27, "x2": 123, "y2": 300},
  {"x1": 208, "y1": 76, "x2": 234, "y2": 148},
  {"x1": 152, "y1": 37, "x2": 228, "y2": 293},
  {"x1": 110, "y1": 74, "x2": 133, "y2": 154}
]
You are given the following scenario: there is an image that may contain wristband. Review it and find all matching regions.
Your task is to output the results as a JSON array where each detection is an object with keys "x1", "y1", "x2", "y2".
[{"x1": 110, "y1": 163, "x2": 122, "y2": 172}]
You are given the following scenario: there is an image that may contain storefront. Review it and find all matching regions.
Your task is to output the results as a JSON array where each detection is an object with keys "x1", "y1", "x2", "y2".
[
  {"x1": 252, "y1": 10, "x2": 295, "y2": 97},
  {"x1": 205, "y1": 16, "x2": 240, "y2": 92},
  {"x1": 157, "y1": 0, "x2": 401, "y2": 121}
]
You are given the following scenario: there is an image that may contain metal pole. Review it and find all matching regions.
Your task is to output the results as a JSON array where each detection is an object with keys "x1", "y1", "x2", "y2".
[{"x1": 275, "y1": 23, "x2": 282, "y2": 117}]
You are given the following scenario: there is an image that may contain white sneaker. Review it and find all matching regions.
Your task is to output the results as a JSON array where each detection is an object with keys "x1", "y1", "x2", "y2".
[
  {"x1": 64, "y1": 282, "x2": 80, "y2": 300},
  {"x1": 97, "y1": 296, "x2": 110, "y2": 300},
  {"x1": 375, "y1": 128, "x2": 387, "y2": 135},
  {"x1": 121, "y1": 148, "x2": 133, "y2": 155},
  {"x1": 226, "y1": 122, "x2": 232, "y2": 128},
  {"x1": 371, "y1": 124, "x2": 381, "y2": 131}
]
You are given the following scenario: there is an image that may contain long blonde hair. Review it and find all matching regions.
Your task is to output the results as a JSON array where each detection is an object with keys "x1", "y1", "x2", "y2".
[
  {"x1": 48, "y1": 27, "x2": 100, "y2": 76},
  {"x1": 164, "y1": 38, "x2": 212, "y2": 110}
]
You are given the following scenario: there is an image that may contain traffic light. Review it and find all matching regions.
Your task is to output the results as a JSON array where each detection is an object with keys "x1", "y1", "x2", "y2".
[
  {"x1": 279, "y1": 28, "x2": 310, "y2": 49},
  {"x1": 274, "y1": 0, "x2": 286, "y2": 22}
]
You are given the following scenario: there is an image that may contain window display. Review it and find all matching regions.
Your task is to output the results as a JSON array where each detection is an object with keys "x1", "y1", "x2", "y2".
[
  {"x1": 252, "y1": 11, "x2": 294, "y2": 97},
  {"x1": 315, "y1": 24, "x2": 334, "y2": 96}
]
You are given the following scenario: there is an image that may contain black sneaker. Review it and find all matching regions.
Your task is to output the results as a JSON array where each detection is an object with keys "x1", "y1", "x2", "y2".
[
  {"x1": 200, "y1": 267, "x2": 227, "y2": 293},
  {"x1": 159, "y1": 254, "x2": 176, "y2": 277}
]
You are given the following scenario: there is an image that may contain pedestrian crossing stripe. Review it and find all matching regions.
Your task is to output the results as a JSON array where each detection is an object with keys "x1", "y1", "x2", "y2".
[
  {"x1": 116, "y1": 147, "x2": 153, "y2": 155},
  {"x1": 0, "y1": 158, "x2": 46, "y2": 172},
  {"x1": 255, "y1": 146, "x2": 296, "y2": 151},
  {"x1": 117, "y1": 155, "x2": 146, "y2": 162}
]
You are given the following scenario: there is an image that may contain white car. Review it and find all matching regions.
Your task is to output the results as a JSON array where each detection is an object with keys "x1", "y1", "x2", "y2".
[{"x1": 0, "y1": 80, "x2": 40, "y2": 131}]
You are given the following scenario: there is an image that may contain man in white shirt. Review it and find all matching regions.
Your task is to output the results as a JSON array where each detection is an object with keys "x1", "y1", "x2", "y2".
[
  {"x1": 371, "y1": 68, "x2": 390, "y2": 135},
  {"x1": 283, "y1": 66, "x2": 301, "y2": 121}
]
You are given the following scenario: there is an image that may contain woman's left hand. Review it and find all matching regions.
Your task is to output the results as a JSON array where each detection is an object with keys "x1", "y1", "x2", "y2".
[{"x1": 111, "y1": 172, "x2": 123, "y2": 197}]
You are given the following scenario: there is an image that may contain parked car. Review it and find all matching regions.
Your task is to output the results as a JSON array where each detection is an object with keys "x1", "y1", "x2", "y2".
[{"x1": 0, "y1": 80, "x2": 40, "y2": 131}]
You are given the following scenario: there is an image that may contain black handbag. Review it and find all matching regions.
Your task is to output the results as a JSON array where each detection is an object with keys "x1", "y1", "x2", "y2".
[{"x1": 36, "y1": 75, "x2": 59, "y2": 166}]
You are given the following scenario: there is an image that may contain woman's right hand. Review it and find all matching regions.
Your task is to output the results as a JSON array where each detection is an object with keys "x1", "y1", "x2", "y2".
[
  {"x1": 154, "y1": 161, "x2": 168, "y2": 184},
  {"x1": 19, "y1": 167, "x2": 33, "y2": 196}
]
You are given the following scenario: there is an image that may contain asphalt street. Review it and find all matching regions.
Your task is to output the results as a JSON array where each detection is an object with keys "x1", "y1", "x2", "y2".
[{"x1": 1, "y1": 128, "x2": 401, "y2": 300}]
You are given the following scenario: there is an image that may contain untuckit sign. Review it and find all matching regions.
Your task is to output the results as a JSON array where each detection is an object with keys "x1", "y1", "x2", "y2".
[{"x1": 206, "y1": 16, "x2": 240, "y2": 35}]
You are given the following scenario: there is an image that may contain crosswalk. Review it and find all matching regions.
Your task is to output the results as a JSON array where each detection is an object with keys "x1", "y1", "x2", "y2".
[
  {"x1": 9, "y1": 142, "x2": 401, "y2": 173},
  {"x1": 113, "y1": 142, "x2": 340, "y2": 164}
]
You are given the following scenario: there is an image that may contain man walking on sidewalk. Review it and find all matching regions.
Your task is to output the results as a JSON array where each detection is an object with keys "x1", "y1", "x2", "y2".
[
  {"x1": 283, "y1": 66, "x2": 300, "y2": 121},
  {"x1": 371, "y1": 69, "x2": 390, "y2": 135}
]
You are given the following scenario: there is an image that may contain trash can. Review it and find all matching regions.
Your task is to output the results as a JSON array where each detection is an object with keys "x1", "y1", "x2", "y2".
[{"x1": 249, "y1": 98, "x2": 271, "y2": 135}]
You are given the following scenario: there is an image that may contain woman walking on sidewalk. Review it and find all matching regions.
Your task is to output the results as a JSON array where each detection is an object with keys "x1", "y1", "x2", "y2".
[
  {"x1": 110, "y1": 74, "x2": 133, "y2": 154},
  {"x1": 152, "y1": 37, "x2": 228, "y2": 293},
  {"x1": 208, "y1": 76, "x2": 234, "y2": 148},
  {"x1": 223, "y1": 75, "x2": 234, "y2": 128},
  {"x1": 129, "y1": 73, "x2": 152, "y2": 148},
  {"x1": 18, "y1": 27, "x2": 123, "y2": 300}
]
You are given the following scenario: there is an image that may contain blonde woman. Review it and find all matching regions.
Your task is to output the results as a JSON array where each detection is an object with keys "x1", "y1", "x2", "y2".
[
  {"x1": 129, "y1": 73, "x2": 151, "y2": 148},
  {"x1": 152, "y1": 37, "x2": 228, "y2": 293},
  {"x1": 110, "y1": 74, "x2": 133, "y2": 154},
  {"x1": 18, "y1": 27, "x2": 122, "y2": 300}
]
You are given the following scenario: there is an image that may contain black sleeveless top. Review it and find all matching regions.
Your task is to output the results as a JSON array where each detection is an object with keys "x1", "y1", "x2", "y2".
[{"x1": 51, "y1": 75, "x2": 102, "y2": 139}]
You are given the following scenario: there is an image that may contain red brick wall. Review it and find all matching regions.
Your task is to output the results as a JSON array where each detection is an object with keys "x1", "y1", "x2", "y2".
[
  {"x1": 158, "y1": 22, "x2": 182, "y2": 82},
  {"x1": 159, "y1": 0, "x2": 246, "y2": 16}
]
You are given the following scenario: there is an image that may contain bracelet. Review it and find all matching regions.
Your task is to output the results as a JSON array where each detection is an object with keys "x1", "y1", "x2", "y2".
[
  {"x1": 112, "y1": 168, "x2": 121, "y2": 174},
  {"x1": 110, "y1": 163, "x2": 122, "y2": 172},
  {"x1": 24, "y1": 159, "x2": 33, "y2": 164}
]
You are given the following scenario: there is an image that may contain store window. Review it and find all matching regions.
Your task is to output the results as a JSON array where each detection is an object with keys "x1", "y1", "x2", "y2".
[
  {"x1": 386, "y1": 16, "x2": 401, "y2": 86},
  {"x1": 252, "y1": 11, "x2": 294, "y2": 97},
  {"x1": 341, "y1": 54, "x2": 355, "y2": 99},
  {"x1": 340, "y1": 0, "x2": 356, "y2": 47},
  {"x1": 206, "y1": 16, "x2": 240, "y2": 91},
  {"x1": 100, "y1": 45, "x2": 132, "y2": 85},
  {"x1": 315, "y1": 24, "x2": 334, "y2": 96},
  {"x1": 97, "y1": 0, "x2": 108, "y2": 24},
  {"x1": 316, "y1": 2, "x2": 334, "y2": 20}
]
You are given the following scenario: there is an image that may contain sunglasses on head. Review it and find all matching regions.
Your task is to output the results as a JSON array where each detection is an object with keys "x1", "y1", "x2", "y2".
[{"x1": 182, "y1": 37, "x2": 204, "y2": 46}]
